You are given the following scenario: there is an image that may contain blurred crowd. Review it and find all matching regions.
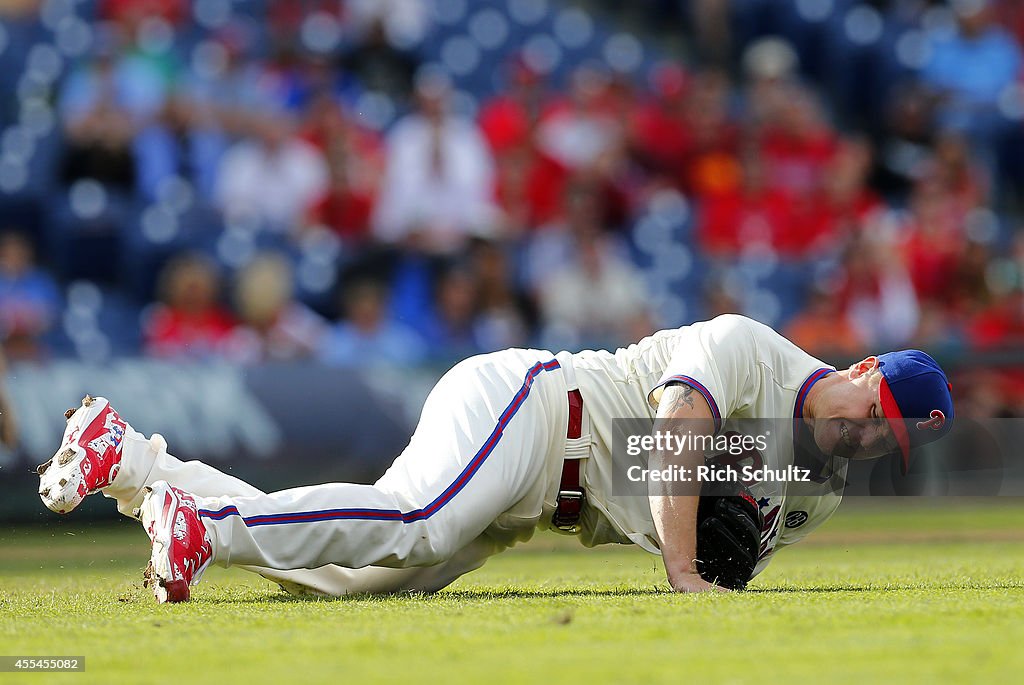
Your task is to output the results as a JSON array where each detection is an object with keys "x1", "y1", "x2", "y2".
[{"x1": 1, "y1": 0, "x2": 1024, "y2": 414}]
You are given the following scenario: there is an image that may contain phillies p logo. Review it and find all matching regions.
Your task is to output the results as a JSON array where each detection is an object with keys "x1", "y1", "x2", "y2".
[{"x1": 916, "y1": 410, "x2": 945, "y2": 431}]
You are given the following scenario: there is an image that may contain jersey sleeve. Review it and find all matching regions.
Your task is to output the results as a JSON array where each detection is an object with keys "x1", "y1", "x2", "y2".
[{"x1": 647, "y1": 314, "x2": 759, "y2": 432}]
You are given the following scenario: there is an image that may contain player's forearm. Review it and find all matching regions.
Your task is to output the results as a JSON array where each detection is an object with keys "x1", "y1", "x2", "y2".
[
  {"x1": 648, "y1": 445, "x2": 703, "y2": 583},
  {"x1": 647, "y1": 382, "x2": 719, "y2": 592}
]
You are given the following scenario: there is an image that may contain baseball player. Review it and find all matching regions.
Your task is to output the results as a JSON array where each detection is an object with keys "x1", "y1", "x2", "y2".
[{"x1": 37, "y1": 314, "x2": 954, "y2": 601}]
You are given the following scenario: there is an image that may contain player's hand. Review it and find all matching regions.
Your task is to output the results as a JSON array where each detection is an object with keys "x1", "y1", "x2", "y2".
[{"x1": 670, "y1": 571, "x2": 731, "y2": 594}]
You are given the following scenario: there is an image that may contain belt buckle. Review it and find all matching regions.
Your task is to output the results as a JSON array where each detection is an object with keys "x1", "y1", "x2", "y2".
[{"x1": 553, "y1": 489, "x2": 586, "y2": 533}]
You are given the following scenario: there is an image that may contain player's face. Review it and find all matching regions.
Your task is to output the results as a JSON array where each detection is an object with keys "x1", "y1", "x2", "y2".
[{"x1": 813, "y1": 359, "x2": 899, "y2": 460}]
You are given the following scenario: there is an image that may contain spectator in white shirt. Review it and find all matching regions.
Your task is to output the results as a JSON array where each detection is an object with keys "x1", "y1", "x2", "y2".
[
  {"x1": 215, "y1": 114, "x2": 328, "y2": 233},
  {"x1": 373, "y1": 69, "x2": 499, "y2": 254}
]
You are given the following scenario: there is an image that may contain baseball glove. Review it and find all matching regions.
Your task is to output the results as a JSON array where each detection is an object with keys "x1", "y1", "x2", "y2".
[{"x1": 695, "y1": 481, "x2": 764, "y2": 590}]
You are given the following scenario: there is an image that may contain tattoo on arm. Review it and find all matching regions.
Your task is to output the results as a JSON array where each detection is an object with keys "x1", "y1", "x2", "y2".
[{"x1": 662, "y1": 383, "x2": 695, "y2": 414}]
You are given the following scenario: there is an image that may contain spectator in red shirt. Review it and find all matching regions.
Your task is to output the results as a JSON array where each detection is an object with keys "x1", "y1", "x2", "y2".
[
  {"x1": 478, "y1": 57, "x2": 549, "y2": 155},
  {"x1": 969, "y1": 288, "x2": 1024, "y2": 349},
  {"x1": 901, "y1": 177, "x2": 970, "y2": 304},
  {"x1": 756, "y1": 86, "x2": 838, "y2": 196},
  {"x1": 901, "y1": 134, "x2": 989, "y2": 304},
  {"x1": 697, "y1": 153, "x2": 792, "y2": 256},
  {"x1": 479, "y1": 58, "x2": 563, "y2": 232},
  {"x1": 968, "y1": 233, "x2": 1024, "y2": 349},
  {"x1": 143, "y1": 254, "x2": 236, "y2": 360},
  {"x1": 100, "y1": 0, "x2": 187, "y2": 26},
  {"x1": 680, "y1": 69, "x2": 741, "y2": 198},
  {"x1": 492, "y1": 142, "x2": 568, "y2": 233},
  {"x1": 781, "y1": 138, "x2": 880, "y2": 256},
  {"x1": 529, "y1": 66, "x2": 636, "y2": 227},
  {"x1": 628, "y1": 62, "x2": 693, "y2": 185},
  {"x1": 303, "y1": 142, "x2": 376, "y2": 245}
]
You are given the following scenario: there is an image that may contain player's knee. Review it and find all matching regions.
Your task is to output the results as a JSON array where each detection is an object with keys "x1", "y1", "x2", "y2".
[
  {"x1": 412, "y1": 540, "x2": 453, "y2": 567},
  {"x1": 409, "y1": 524, "x2": 458, "y2": 566}
]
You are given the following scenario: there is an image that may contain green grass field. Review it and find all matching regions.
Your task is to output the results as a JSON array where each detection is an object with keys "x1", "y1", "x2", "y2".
[{"x1": 2, "y1": 500, "x2": 1023, "y2": 684}]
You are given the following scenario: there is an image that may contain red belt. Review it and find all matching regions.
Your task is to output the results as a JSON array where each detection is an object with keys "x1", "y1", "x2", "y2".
[{"x1": 552, "y1": 389, "x2": 586, "y2": 532}]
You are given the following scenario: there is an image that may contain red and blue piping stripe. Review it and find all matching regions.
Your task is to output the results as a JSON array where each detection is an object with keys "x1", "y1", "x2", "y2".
[
  {"x1": 658, "y1": 374, "x2": 722, "y2": 433},
  {"x1": 198, "y1": 358, "x2": 562, "y2": 527},
  {"x1": 793, "y1": 368, "x2": 834, "y2": 421}
]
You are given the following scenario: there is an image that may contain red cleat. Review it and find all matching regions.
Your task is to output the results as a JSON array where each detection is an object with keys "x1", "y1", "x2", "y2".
[
  {"x1": 37, "y1": 395, "x2": 130, "y2": 514},
  {"x1": 138, "y1": 481, "x2": 214, "y2": 603}
]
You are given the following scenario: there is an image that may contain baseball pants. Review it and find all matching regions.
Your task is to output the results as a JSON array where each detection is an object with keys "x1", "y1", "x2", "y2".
[{"x1": 104, "y1": 349, "x2": 572, "y2": 596}]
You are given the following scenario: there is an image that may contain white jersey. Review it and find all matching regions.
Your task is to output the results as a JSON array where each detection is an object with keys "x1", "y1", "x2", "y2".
[{"x1": 567, "y1": 314, "x2": 843, "y2": 577}]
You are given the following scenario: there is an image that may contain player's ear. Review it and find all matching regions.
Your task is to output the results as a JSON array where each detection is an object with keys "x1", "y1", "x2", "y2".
[{"x1": 848, "y1": 356, "x2": 879, "y2": 379}]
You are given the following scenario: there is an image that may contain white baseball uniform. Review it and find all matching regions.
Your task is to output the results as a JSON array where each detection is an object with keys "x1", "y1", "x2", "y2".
[{"x1": 103, "y1": 314, "x2": 844, "y2": 594}]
